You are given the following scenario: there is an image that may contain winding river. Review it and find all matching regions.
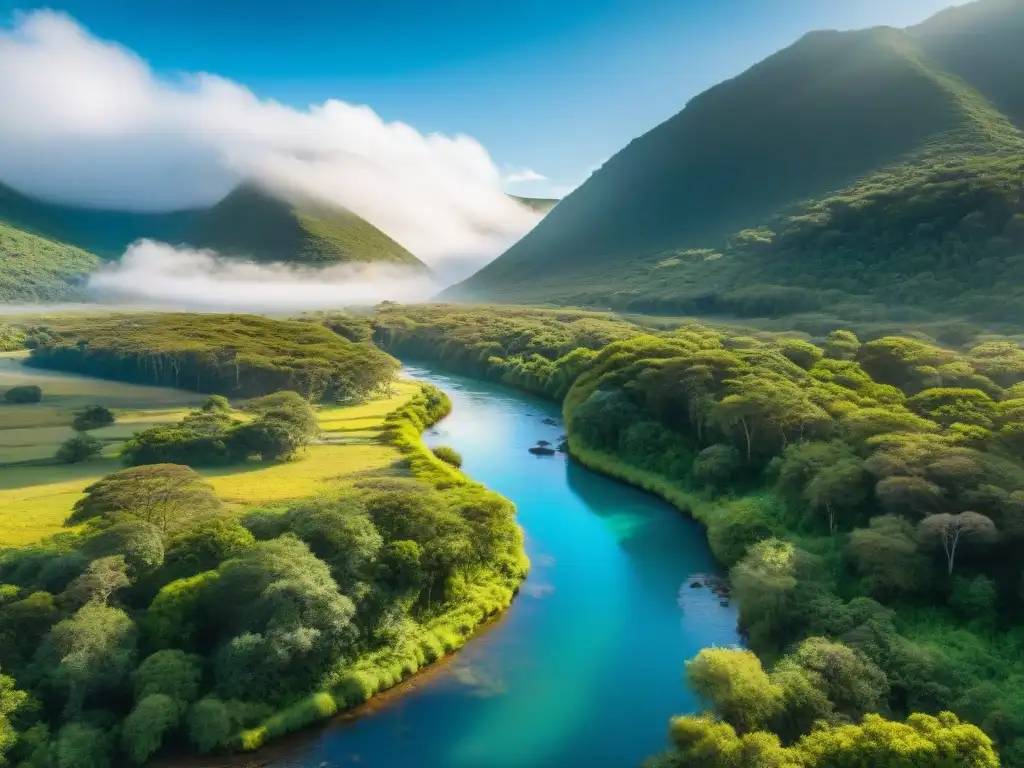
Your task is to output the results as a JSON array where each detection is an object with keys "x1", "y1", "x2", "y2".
[{"x1": 270, "y1": 366, "x2": 740, "y2": 768}]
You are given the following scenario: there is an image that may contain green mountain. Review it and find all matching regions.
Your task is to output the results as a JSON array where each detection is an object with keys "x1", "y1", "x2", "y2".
[
  {"x1": 0, "y1": 181, "x2": 196, "y2": 259},
  {"x1": 0, "y1": 221, "x2": 99, "y2": 302},
  {"x1": 444, "y1": 0, "x2": 1024, "y2": 327},
  {"x1": 0, "y1": 180, "x2": 430, "y2": 300},
  {"x1": 187, "y1": 183, "x2": 428, "y2": 270}
]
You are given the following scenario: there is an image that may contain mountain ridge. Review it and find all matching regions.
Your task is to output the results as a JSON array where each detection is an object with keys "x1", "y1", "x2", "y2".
[{"x1": 443, "y1": 0, "x2": 1024, "y2": 326}]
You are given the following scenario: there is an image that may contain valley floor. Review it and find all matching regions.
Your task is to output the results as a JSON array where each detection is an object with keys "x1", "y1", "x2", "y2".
[{"x1": 0, "y1": 352, "x2": 419, "y2": 544}]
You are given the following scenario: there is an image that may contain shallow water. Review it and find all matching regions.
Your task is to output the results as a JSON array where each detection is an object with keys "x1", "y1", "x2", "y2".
[{"x1": 269, "y1": 366, "x2": 740, "y2": 768}]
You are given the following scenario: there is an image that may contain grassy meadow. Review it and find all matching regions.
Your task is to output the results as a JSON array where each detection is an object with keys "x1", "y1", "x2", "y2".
[{"x1": 0, "y1": 352, "x2": 419, "y2": 544}]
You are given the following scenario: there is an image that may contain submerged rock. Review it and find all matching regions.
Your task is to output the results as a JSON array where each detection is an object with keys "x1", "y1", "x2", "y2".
[
  {"x1": 690, "y1": 581, "x2": 704, "y2": 589},
  {"x1": 542, "y1": 417, "x2": 558, "y2": 426},
  {"x1": 529, "y1": 445, "x2": 557, "y2": 456}
]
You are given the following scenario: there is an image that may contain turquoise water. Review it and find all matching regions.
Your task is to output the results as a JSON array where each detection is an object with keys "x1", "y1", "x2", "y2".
[{"x1": 272, "y1": 367, "x2": 739, "y2": 768}]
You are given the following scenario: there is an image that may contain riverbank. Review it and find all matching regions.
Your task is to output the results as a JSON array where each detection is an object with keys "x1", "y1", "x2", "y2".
[{"x1": 234, "y1": 382, "x2": 529, "y2": 751}]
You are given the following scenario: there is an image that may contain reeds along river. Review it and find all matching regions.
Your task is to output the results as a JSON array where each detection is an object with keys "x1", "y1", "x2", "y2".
[{"x1": 268, "y1": 365, "x2": 740, "y2": 768}]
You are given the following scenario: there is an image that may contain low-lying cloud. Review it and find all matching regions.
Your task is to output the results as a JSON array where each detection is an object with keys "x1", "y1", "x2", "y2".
[
  {"x1": 87, "y1": 240, "x2": 438, "y2": 311},
  {"x1": 0, "y1": 11, "x2": 542, "y2": 271}
]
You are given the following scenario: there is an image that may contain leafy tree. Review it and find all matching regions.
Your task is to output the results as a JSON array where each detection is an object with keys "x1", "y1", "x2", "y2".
[
  {"x1": 787, "y1": 637, "x2": 889, "y2": 720},
  {"x1": 691, "y1": 444, "x2": 742, "y2": 491},
  {"x1": 200, "y1": 395, "x2": 230, "y2": 412},
  {"x1": 162, "y1": 517, "x2": 255, "y2": 581},
  {"x1": 686, "y1": 648, "x2": 782, "y2": 733},
  {"x1": 121, "y1": 694, "x2": 179, "y2": 764},
  {"x1": 72, "y1": 405, "x2": 115, "y2": 432},
  {"x1": 69, "y1": 465, "x2": 223, "y2": 534},
  {"x1": 52, "y1": 721, "x2": 111, "y2": 768},
  {"x1": 37, "y1": 603, "x2": 137, "y2": 716},
  {"x1": 3, "y1": 385, "x2": 41, "y2": 404},
  {"x1": 55, "y1": 433, "x2": 103, "y2": 464},
  {"x1": 875, "y1": 475, "x2": 945, "y2": 518},
  {"x1": 187, "y1": 698, "x2": 232, "y2": 754},
  {"x1": 948, "y1": 575, "x2": 998, "y2": 622},
  {"x1": 132, "y1": 649, "x2": 202, "y2": 709},
  {"x1": 804, "y1": 457, "x2": 866, "y2": 533},
  {"x1": 848, "y1": 516, "x2": 930, "y2": 598},
  {"x1": 706, "y1": 499, "x2": 774, "y2": 566},
  {"x1": 377, "y1": 540, "x2": 424, "y2": 594},
  {"x1": 60, "y1": 556, "x2": 130, "y2": 609},
  {"x1": 0, "y1": 669, "x2": 26, "y2": 765},
  {"x1": 823, "y1": 330, "x2": 860, "y2": 361},
  {"x1": 84, "y1": 522, "x2": 165, "y2": 578},
  {"x1": 917, "y1": 512, "x2": 997, "y2": 576}
]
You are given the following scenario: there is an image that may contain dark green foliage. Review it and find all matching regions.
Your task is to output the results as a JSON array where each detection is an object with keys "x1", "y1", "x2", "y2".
[
  {"x1": 122, "y1": 393, "x2": 319, "y2": 467},
  {"x1": 55, "y1": 433, "x2": 102, "y2": 464},
  {"x1": 0, "y1": 382, "x2": 526, "y2": 760},
  {"x1": 386, "y1": 305, "x2": 1024, "y2": 761},
  {"x1": 432, "y1": 446, "x2": 463, "y2": 468},
  {"x1": 27, "y1": 313, "x2": 398, "y2": 402},
  {"x1": 443, "y1": 5, "x2": 1024, "y2": 334},
  {"x1": 69, "y1": 464, "x2": 223, "y2": 534},
  {"x1": 3, "y1": 384, "x2": 41, "y2": 404},
  {"x1": 72, "y1": 405, "x2": 115, "y2": 432}
]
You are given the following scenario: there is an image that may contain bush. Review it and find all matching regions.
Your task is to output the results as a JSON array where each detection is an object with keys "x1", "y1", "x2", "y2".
[
  {"x1": 3, "y1": 385, "x2": 41, "y2": 404},
  {"x1": 55, "y1": 433, "x2": 102, "y2": 464},
  {"x1": 431, "y1": 446, "x2": 463, "y2": 468},
  {"x1": 72, "y1": 405, "x2": 115, "y2": 432}
]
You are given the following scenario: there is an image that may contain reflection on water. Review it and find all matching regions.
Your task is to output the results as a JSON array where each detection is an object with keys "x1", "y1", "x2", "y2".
[{"x1": 267, "y1": 366, "x2": 740, "y2": 768}]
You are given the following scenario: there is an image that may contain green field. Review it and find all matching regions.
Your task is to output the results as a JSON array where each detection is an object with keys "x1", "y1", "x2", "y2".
[{"x1": 0, "y1": 353, "x2": 419, "y2": 544}]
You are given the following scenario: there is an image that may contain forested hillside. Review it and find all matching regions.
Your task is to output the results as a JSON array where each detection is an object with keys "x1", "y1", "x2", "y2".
[
  {"x1": 0, "y1": 180, "x2": 429, "y2": 301},
  {"x1": 368, "y1": 303, "x2": 1024, "y2": 764},
  {"x1": 187, "y1": 184, "x2": 428, "y2": 269},
  {"x1": 444, "y1": 0, "x2": 1024, "y2": 328},
  {"x1": 25, "y1": 313, "x2": 399, "y2": 402}
]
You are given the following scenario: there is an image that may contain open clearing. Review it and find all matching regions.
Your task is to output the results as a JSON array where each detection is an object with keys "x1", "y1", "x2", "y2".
[{"x1": 0, "y1": 355, "x2": 419, "y2": 545}]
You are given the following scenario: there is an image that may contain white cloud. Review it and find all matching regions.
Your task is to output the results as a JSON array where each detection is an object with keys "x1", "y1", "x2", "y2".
[
  {"x1": 0, "y1": 11, "x2": 543, "y2": 271},
  {"x1": 503, "y1": 168, "x2": 547, "y2": 185},
  {"x1": 87, "y1": 240, "x2": 437, "y2": 310}
]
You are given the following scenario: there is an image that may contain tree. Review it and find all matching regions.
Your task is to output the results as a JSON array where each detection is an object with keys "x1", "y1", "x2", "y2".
[
  {"x1": 72, "y1": 405, "x2": 115, "y2": 432},
  {"x1": 69, "y1": 464, "x2": 223, "y2": 534},
  {"x1": 692, "y1": 444, "x2": 743, "y2": 491},
  {"x1": 804, "y1": 457, "x2": 866, "y2": 533},
  {"x1": 201, "y1": 395, "x2": 230, "y2": 412},
  {"x1": 84, "y1": 522, "x2": 165, "y2": 577},
  {"x1": 823, "y1": 330, "x2": 860, "y2": 361},
  {"x1": 685, "y1": 648, "x2": 782, "y2": 733},
  {"x1": 848, "y1": 516, "x2": 930, "y2": 598},
  {"x1": 121, "y1": 694, "x2": 179, "y2": 764},
  {"x1": 55, "y1": 433, "x2": 102, "y2": 464},
  {"x1": 793, "y1": 712, "x2": 998, "y2": 767},
  {"x1": 3, "y1": 385, "x2": 41, "y2": 404},
  {"x1": 132, "y1": 649, "x2": 202, "y2": 709},
  {"x1": 53, "y1": 721, "x2": 112, "y2": 768},
  {"x1": 787, "y1": 637, "x2": 889, "y2": 720},
  {"x1": 60, "y1": 556, "x2": 130, "y2": 609},
  {"x1": 37, "y1": 603, "x2": 137, "y2": 716},
  {"x1": 875, "y1": 475, "x2": 945, "y2": 518},
  {"x1": 187, "y1": 698, "x2": 232, "y2": 754},
  {"x1": 917, "y1": 512, "x2": 997, "y2": 576},
  {"x1": 0, "y1": 669, "x2": 26, "y2": 765}
]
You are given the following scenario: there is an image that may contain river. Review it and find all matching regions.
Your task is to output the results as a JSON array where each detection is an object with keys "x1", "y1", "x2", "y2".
[{"x1": 269, "y1": 365, "x2": 740, "y2": 768}]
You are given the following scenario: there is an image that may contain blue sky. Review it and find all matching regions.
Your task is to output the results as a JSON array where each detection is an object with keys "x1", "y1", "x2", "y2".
[{"x1": 0, "y1": 0, "x2": 968, "y2": 199}]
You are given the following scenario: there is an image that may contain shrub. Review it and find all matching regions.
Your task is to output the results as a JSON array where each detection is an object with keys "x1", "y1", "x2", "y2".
[
  {"x1": 431, "y1": 446, "x2": 463, "y2": 468},
  {"x1": 55, "y1": 433, "x2": 102, "y2": 464},
  {"x1": 72, "y1": 405, "x2": 116, "y2": 432},
  {"x1": 3, "y1": 384, "x2": 41, "y2": 404}
]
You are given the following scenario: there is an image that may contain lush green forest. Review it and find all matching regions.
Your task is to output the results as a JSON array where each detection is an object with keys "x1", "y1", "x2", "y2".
[
  {"x1": 0, "y1": 379, "x2": 527, "y2": 765},
  {"x1": 0, "y1": 224, "x2": 98, "y2": 303},
  {"x1": 443, "y1": 0, "x2": 1024, "y2": 330},
  {"x1": 370, "y1": 303, "x2": 1024, "y2": 765},
  {"x1": 24, "y1": 313, "x2": 399, "y2": 402}
]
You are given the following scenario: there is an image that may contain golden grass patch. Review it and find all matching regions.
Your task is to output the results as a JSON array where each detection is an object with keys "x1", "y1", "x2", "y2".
[{"x1": 0, "y1": 374, "x2": 421, "y2": 545}]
